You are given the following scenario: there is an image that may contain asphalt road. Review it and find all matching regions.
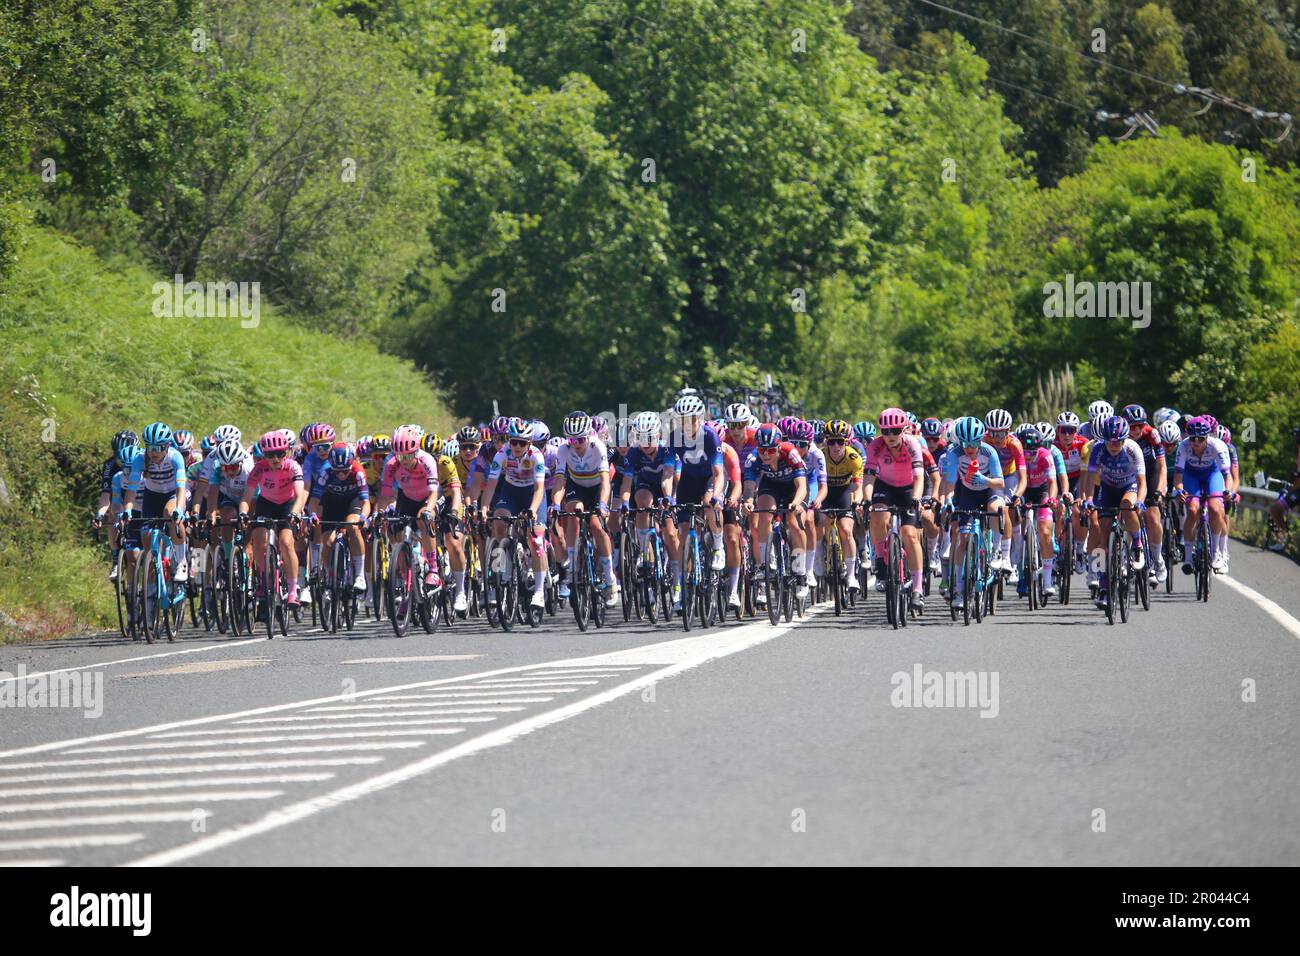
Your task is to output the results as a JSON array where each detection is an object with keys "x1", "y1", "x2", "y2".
[{"x1": 1, "y1": 540, "x2": 1297, "y2": 866}]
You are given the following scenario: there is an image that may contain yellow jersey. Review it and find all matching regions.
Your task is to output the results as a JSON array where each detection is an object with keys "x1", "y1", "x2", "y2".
[
  {"x1": 437, "y1": 454, "x2": 460, "y2": 492},
  {"x1": 823, "y1": 446, "x2": 864, "y2": 487}
]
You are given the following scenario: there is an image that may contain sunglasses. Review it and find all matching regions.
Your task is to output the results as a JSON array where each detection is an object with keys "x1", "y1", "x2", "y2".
[
  {"x1": 221, "y1": 463, "x2": 243, "y2": 473},
  {"x1": 988, "y1": 430, "x2": 1008, "y2": 437},
  {"x1": 146, "y1": 444, "x2": 168, "y2": 453},
  {"x1": 265, "y1": 451, "x2": 286, "y2": 459},
  {"x1": 1191, "y1": 436, "x2": 1207, "y2": 442},
  {"x1": 827, "y1": 439, "x2": 845, "y2": 446},
  {"x1": 509, "y1": 439, "x2": 529, "y2": 448},
  {"x1": 461, "y1": 443, "x2": 480, "y2": 451},
  {"x1": 792, "y1": 440, "x2": 810, "y2": 449},
  {"x1": 1058, "y1": 426, "x2": 1076, "y2": 434},
  {"x1": 758, "y1": 447, "x2": 778, "y2": 455},
  {"x1": 882, "y1": 427, "x2": 902, "y2": 436},
  {"x1": 313, "y1": 442, "x2": 331, "y2": 451}
]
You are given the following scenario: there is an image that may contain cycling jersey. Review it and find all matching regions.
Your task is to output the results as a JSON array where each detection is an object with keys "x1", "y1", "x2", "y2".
[
  {"x1": 802, "y1": 444, "x2": 826, "y2": 498},
  {"x1": 724, "y1": 427, "x2": 756, "y2": 461},
  {"x1": 1055, "y1": 433, "x2": 1088, "y2": 475},
  {"x1": 1174, "y1": 436, "x2": 1231, "y2": 473},
  {"x1": 823, "y1": 446, "x2": 864, "y2": 487},
  {"x1": 1049, "y1": 445, "x2": 1067, "y2": 480},
  {"x1": 1023, "y1": 446, "x2": 1056, "y2": 488},
  {"x1": 864, "y1": 435, "x2": 924, "y2": 488},
  {"x1": 247, "y1": 457, "x2": 304, "y2": 506},
  {"x1": 621, "y1": 446, "x2": 680, "y2": 488},
  {"x1": 99, "y1": 455, "x2": 119, "y2": 495},
  {"x1": 1087, "y1": 438, "x2": 1144, "y2": 488},
  {"x1": 743, "y1": 443, "x2": 807, "y2": 484},
  {"x1": 127, "y1": 447, "x2": 189, "y2": 495},
  {"x1": 382, "y1": 450, "x2": 441, "y2": 500},
  {"x1": 941, "y1": 442, "x2": 1003, "y2": 491},
  {"x1": 363, "y1": 454, "x2": 388, "y2": 487},
  {"x1": 311, "y1": 461, "x2": 369, "y2": 500},
  {"x1": 452, "y1": 452, "x2": 474, "y2": 488},
  {"x1": 210, "y1": 458, "x2": 253, "y2": 502},
  {"x1": 436, "y1": 454, "x2": 461, "y2": 493},
  {"x1": 556, "y1": 438, "x2": 610, "y2": 488},
  {"x1": 539, "y1": 443, "x2": 560, "y2": 492},
  {"x1": 987, "y1": 435, "x2": 1026, "y2": 494},
  {"x1": 489, "y1": 446, "x2": 547, "y2": 489},
  {"x1": 672, "y1": 427, "x2": 724, "y2": 480},
  {"x1": 301, "y1": 447, "x2": 332, "y2": 490},
  {"x1": 719, "y1": 442, "x2": 742, "y2": 490}
]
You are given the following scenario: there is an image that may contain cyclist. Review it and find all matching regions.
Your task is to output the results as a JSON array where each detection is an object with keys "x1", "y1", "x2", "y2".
[
  {"x1": 619, "y1": 411, "x2": 680, "y2": 603},
  {"x1": 553, "y1": 410, "x2": 618, "y2": 607},
  {"x1": 122, "y1": 422, "x2": 191, "y2": 584},
  {"x1": 377, "y1": 425, "x2": 444, "y2": 594},
  {"x1": 239, "y1": 429, "x2": 307, "y2": 609},
  {"x1": 938, "y1": 416, "x2": 1005, "y2": 610},
  {"x1": 1017, "y1": 425, "x2": 1060, "y2": 596},
  {"x1": 981, "y1": 409, "x2": 1024, "y2": 579},
  {"x1": 1215, "y1": 424, "x2": 1240, "y2": 573},
  {"x1": 918, "y1": 417, "x2": 947, "y2": 574},
  {"x1": 819, "y1": 419, "x2": 864, "y2": 593},
  {"x1": 863, "y1": 408, "x2": 926, "y2": 610},
  {"x1": 204, "y1": 438, "x2": 253, "y2": 572},
  {"x1": 1170, "y1": 417, "x2": 1232, "y2": 575},
  {"x1": 671, "y1": 394, "x2": 727, "y2": 610},
  {"x1": 1082, "y1": 415, "x2": 1147, "y2": 610},
  {"x1": 1122, "y1": 404, "x2": 1168, "y2": 584},
  {"x1": 742, "y1": 423, "x2": 809, "y2": 605},
  {"x1": 1266, "y1": 426, "x2": 1300, "y2": 549},
  {"x1": 94, "y1": 430, "x2": 139, "y2": 580},
  {"x1": 785, "y1": 419, "x2": 825, "y2": 593},
  {"x1": 306, "y1": 441, "x2": 370, "y2": 594},
  {"x1": 481, "y1": 417, "x2": 550, "y2": 611}
]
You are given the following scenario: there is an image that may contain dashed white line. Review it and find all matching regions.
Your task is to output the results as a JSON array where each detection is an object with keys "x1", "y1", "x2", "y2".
[
  {"x1": 0, "y1": 834, "x2": 143, "y2": 851},
  {"x1": 0, "y1": 759, "x2": 382, "y2": 785},
  {"x1": 0, "y1": 743, "x2": 425, "y2": 770},
  {"x1": 235, "y1": 707, "x2": 525, "y2": 722},
  {"x1": 0, "y1": 773, "x2": 334, "y2": 798},
  {"x1": 0, "y1": 638, "x2": 266, "y2": 686},
  {"x1": 0, "y1": 790, "x2": 285, "y2": 814},
  {"x1": 152, "y1": 719, "x2": 495, "y2": 737},
  {"x1": 0, "y1": 811, "x2": 207, "y2": 831},
  {"x1": 66, "y1": 729, "x2": 462, "y2": 753}
]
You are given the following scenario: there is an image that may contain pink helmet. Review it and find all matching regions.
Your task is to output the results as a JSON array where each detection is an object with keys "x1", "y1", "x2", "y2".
[
  {"x1": 878, "y1": 407, "x2": 908, "y2": 429},
  {"x1": 305, "y1": 422, "x2": 336, "y2": 445},
  {"x1": 260, "y1": 430, "x2": 290, "y2": 454},
  {"x1": 777, "y1": 415, "x2": 800, "y2": 436},
  {"x1": 392, "y1": 426, "x2": 420, "y2": 455},
  {"x1": 792, "y1": 419, "x2": 815, "y2": 443}
]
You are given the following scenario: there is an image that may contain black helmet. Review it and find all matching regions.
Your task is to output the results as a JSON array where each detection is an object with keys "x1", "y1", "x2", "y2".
[{"x1": 112, "y1": 430, "x2": 138, "y2": 455}]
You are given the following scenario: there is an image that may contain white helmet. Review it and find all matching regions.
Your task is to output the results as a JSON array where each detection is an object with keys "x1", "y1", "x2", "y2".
[
  {"x1": 632, "y1": 411, "x2": 661, "y2": 442},
  {"x1": 1087, "y1": 400, "x2": 1113, "y2": 424},
  {"x1": 984, "y1": 408, "x2": 1013, "y2": 431},
  {"x1": 215, "y1": 438, "x2": 247, "y2": 466},
  {"x1": 724, "y1": 402, "x2": 751, "y2": 424},
  {"x1": 1056, "y1": 410, "x2": 1081, "y2": 428},
  {"x1": 748, "y1": 415, "x2": 760, "y2": 429},
  {"x1": 675, "y1": 394, "x2": 705, "y2": 417},
  {"x1": 1157, "y1": 420, "x2": 1181, "y2": 444},
  {"x1": 1152, "y1": 407, "x2": 1180, "y2": 427},
  {"x1": 441, "y1": 438, "x2": 459, "y2": 459},
  {"x1": 212, "y1": 424, "x2": 241, "y2": 445}
]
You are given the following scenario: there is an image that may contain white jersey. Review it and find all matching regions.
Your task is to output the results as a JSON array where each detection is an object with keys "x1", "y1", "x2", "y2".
[
  {"x1": 1175, "y1": 436, "x2": 1231, "y2": 472},
  {"x1": 212, "y1": 457, "x2": 253, "y2": 500},
  {"x1": 556, "y1": 437, "x2": 610, "y2": 488}
]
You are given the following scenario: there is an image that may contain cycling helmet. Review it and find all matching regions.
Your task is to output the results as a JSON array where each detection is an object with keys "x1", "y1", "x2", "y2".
[
  {"x1": 1215, "y1": 425, "x2": 1232, "y2": 444},
  {"x1": 442, "y1": 438, "x2": 460, "y2": 459},
  {"x1": 920, "y1": 417, "x2": 944, "y2": 439},
  {"x1": 491, "y1": 416, "x2": 512, "y2": 437},
  {"x1": 1121, "y1": 403, "x2": 1147, "y2": 424},
  {"x1": 675, "y1": 394, "x2": 705, "y2": 417},
  {"x1": 755, "y1": 424, "x2": 782, "y2": 448},
  {"x1": 117, "y1": 443, "x2": 141, "y2": 467},
  {"x1": 299, "y1": 423, "x2": 318, "y2": 445},
  {"x1": 370, "y1": 433, "x2": 392, "y2": 455},
  {"x1": 531, "y1": 421, "x2": 551, "y2": 443},
  {"x1": 200, "y1": 435, "x2": 214, "y2": 455},
  {"x1": 278, "y1": 428, "x2": 298, "y2": 452},
  {"x1": 724, "y1": 403, "x2": 751, "y2": 424},
  {"x1": 260, "y1": 430, "x2": 290, "y2": 454},
  {"x1": 328, "y1": 442, "x2": 355, "y2": 469},
  {"x1": 112, "y1": 429, "x2": 139, "y2": 455},
  {"x1": 305, "y1": 422, "x2": 336, "y2": 446},
  {"x1": 506, "y1": 417, "x2": 534, "y2": 441},
  {"x1": 356, "y1": 436, "x2": 373, "y2": 458},
  {"x1": 452, "y1": 425, "x2": 477, "y2": 446},
  {"x1": 953, "y1": 416, "x2": 986, "y2": 446},
  {"x1": 419, "y1": 432, "x2": 442, "y2": 453},
  {"x1": 1019, "y1": 425, "x2": 1043, "y2": 449},
  {"x1": 613, "y1": 417, "x2": 631, "y2": 447},
  {"x1": 777, "y1": 415, "x2": 800, "y2": 436},
  {"x1": 141, "y1": 422, "x2": 172, "y2": 448},
  {"x1": 251, "y1": 441, "x2": 263, "y2": 461},
  {"x1": 213, "y1": 424, "x2": 241, "y2": 445},
  {"x1": 1098, "y1": 415, "x2": 1130, "y2": 441},
  {"x1": 1037, "y1": 421, "x2": 1056, "y2": 443},
  {"x1": 563, "y1": 411, "x2": 592, "y2": 438},
  {"x1": 853, "y1": 421, "x2": 877, "y2": 442},
  {"x1": 591, "y1": 416, "x2": 609, "y2": 437},
  {"x1": 825, "y1": 419, "x2": 852, "y2": 441},
  {"x1": 748, "y1": 415, "x2": 760, "y2": 429},
  {"x1": 1158, "y1": 420, "x2": 1182, "y2": 444},
  {"x1": 790, "y1": 420, "x2": 815, "y2": 443},
  {"x1": 391, "y1": 426, "x2": 420, "y2": 455},
  {"x1": 984, "y1": 408, "x2": 1013, "y2": 431},
  {"x1": 1087, "y1": 400, "x2": 1113, "y2": 423},
  {"x1": 1200, "y1": 414, "x2": 1219, "y2": 431},
  {"x1": 631, "y1": 411, "x2": 661, "y2": 442},
  {"x1": 1056, "y1": 410, "x2": 1081, "y2": 429},
  {"x1": 812, "y1": 419, "x2": 827, "y2": 440},
  {"x1": 878, "y1": 407, "x2": 908, "y2": 429}
]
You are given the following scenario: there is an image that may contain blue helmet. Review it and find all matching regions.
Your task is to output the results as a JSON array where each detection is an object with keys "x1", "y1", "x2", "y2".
[
  {"x1": 141, "y1": 421, "x2": 172, "y2": 449},
  {"x1": 329, "y1": 443, "x2": 355, "y2": 469},
  {"x1": 852, "y1": 421, "x2": 876, "y2": 442},
  {"x1": 1185, "y1": 416, "x2": 1212, "y2": 438},
  {"x1": 1099, "y1": 415, "x2": 1130, "y2": 441},
  {"x1": 953, "y1": 416, "x2": 986, "y2": 447},
  {"x1": 507, "y1": 417, "x2": 534, "y2": 441}
]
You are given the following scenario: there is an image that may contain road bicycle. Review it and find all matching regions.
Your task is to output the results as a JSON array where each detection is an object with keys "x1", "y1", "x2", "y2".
[
  {"x1": 1092, "y1": 504, "x2": 1144, "y2": 625},
  {"x1": 484, "y1": 510, "x2": 546, "y2": 631},
  {"x1": 130, "y1": 514, "x2": 187, "y2": 644},
  {"x1": 752, "y1": 506, "x2": 804, "y2": 625},
  {"x1": 315, "y1": 518, "x2": 362, "y2": 634},
  {"x1": 627, "y1": 505, "x2": 673, "y2": 625},
  {"x1": 1056, "y1": 497, "x2": 1075, "y2": 605},
  {"x1": 1160, "y1": 493, "x2": 1184, "y2": 594},
  {"x1": 948, "y1": 508, "x2": 999, "y2": 626},
  {"x1": 819, "y1": 507, "x2": 857, "y2": 617},
  {"x1": 676, "y1": 502, "x2": 722, "y2": 631},
  {"x1": 244, "y1": 514, "x2": 301, "y2": 639},
  {"x1": 869, "y1": 504, "x2": 912, "y2": 629},
  {"x1": 553, "y1": 508, "x2": 610, "y2": 632},
  {"x1": 1014, "y1": 499, "x2": 1052, "y2": 611},
  {"x1": 383, "y1": 512, "x2": 443, "y2": 638}
]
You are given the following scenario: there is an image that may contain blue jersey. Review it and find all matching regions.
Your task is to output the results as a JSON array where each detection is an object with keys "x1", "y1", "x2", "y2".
[
  {"x1": 1050, "y1": 445, "x2": 1068, "y2": 480},
  {"x1": 622, "y1": 446, "x2": 680, "y2": 487},
  {"x1": 802, "y1": 444, "x2": 826, "y2": 497},
  {"x1": 127, "y1": 447, "x2": 188, "y2": 495},
  {"x1": 941, "y1": 442, "x2": 1003, "y2": 491},
  {"x1": 670, "y1": 427, "x2": 723, "y2": 480},
  {"x1": 1088, "y1": 438, "x2": 1144, "y2": 488}
]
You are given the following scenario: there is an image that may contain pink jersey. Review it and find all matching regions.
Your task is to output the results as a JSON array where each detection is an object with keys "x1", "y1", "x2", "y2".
[
  {"x1": 864, "y1": 435, "x2": 923, "y2": 488},
  {"x1": 1024, "y1": 446, "x2": 1054, "y2": 488},
  {"x1": 248, "y1": 457, "x2": 304, "y2": 505},
  {"x1": 381, "y1": 450, "x2": 439, "y2": 501}
]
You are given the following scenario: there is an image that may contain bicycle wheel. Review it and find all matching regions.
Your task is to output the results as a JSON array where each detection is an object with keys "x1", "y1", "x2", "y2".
[
  {"x1": 681, "y1": 537, "x2": 695, "y2": 632},
  {"x1": 388, "y1": 543, "x2": 414, "y2": 638},
  {"x1": 592, "y1": 562, "x2": 607, "y2": 630},
  {"x1": 141, "y1": 546, "x2": 162, "y2": 644},
  {"x1": 764, "y1": 537, "x2": 781, "y2": 626},
  {"x1": 500, "y1": 542, "x2": 519, "y2": 632},
  {"x1": 159, "y1": 540, "x2": 178, "y2": 642},
  {"x1": 1136, "y1": 538, "x2": 1151, "y2": 612},
  {"x1": 1104, "y1": 539, "x2": 1118, "y2": 626},
  {"x1": 658, "y1": 544, "x2": 673, "y2": 625},
  {"x1": 329, "y1": 539, "x2": 349, "y2": 633},
  {"x1": 264, "y1": 546, "x2": 280, "y2": 641},
  {"x1": 113, "y1": 549, "x2": 129, "y2": 639},
  {"x1": 963, "y1": 536, "x2": 978, "y2": 625},
  {"x1": 643, "y1": 536, "x2": 660, "y2": 624},
  {"x1": 739, "y1": 534, "x2": 754, "y2": 620},
  {"x1": 1199, "y1": 517, "x2": 1212, "y2": 602},
  {"x1": 1058, "y1": 516, "x2": 1073, "y2": 605},
  {"x1": 619, "y1": 532, "x2": 635, "y2": 622},
  {"x1": 572, "y1": 539, "x2": 590, "y2": 632}
]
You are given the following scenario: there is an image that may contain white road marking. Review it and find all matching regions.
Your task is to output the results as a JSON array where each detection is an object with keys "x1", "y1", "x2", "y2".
[
  {"x1": 0, "y1": 790, "x2": 284, "y2": 813},
  {"x1": 0, "y1": 774, "x2": 334, "y2": 798},
  {"x1": 234, "y1": 707, "x2": 525, "y2": 722},
  {"x1": 305, "y1": 697, "x2": 554, "y2": 711},
  {"x1": 0, "y1": 759, "x2": 381, "y2": 785},
  {"x1": 153, "y1": 719, "x2": 495, "y2": 737},
  {"x1": 473, "y1": 679, "x2": 601, "y2": 687},
  {"x1": 66, "y1": 729, "x2": 462, "y2": 753},
  {"x1": 0, "y1": 858, "x2": 63, "y2": 866},
  {"x1": 127, "y1": 608, "x2": 819, "y2": 865},
  {"x1": 0, "y1": 811, "x2": 208, "y2": 831},
  {"x1": 0, "y1": 743, "x2": 424, "y2": 770},
  {"x1": 0, "y1": 834, "x2": 142, "y2": 851},
  {"x1": 341, "y1": 656, "x2": 484, "y2": 664},
  {"x1": 1220, "y1": 575, "x2": 1300, "y2": 641},
  {"x1": 0, "y1": 638, "x2": 266, "y2": 686},
  {"x1": 357, "y1": 695, "x2": 551, "y2": 704}
]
